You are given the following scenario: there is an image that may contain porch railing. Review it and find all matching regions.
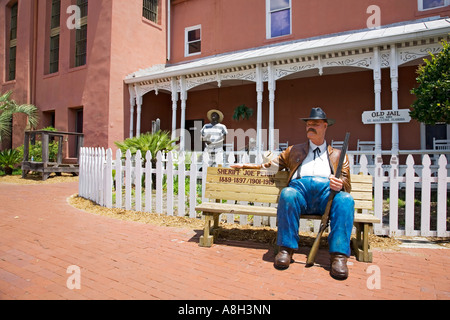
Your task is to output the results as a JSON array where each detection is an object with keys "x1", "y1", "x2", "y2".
[{"x1": 78, "y1": 148, "x2": 450, "y2": 238}]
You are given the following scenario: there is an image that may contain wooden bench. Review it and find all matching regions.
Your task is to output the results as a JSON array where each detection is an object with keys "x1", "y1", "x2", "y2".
[{"x1": 195, "y1": 167, "x2": 381, "y2": 263}]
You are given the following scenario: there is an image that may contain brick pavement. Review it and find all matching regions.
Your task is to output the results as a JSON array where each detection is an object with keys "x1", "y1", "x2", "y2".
[{"x1": 0, "y1": 180, "x2": 449, "y2": 301}]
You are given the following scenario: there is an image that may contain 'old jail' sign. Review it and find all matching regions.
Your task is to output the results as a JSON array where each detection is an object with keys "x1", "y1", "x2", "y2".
[{"x1": 362, "y1": 109, "x2": 411, "y2": 124}]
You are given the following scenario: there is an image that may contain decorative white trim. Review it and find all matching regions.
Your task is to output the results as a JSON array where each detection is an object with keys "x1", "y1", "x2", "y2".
[
  {"x1": 398, "y1": 43, "x2": 444, "y2": 66},
  {"x1": 324, "y1": 53, "x2": 373, "y2": 70},
  {"x1": 274, "y1": 60, "x2": 318, "y2": 80}
]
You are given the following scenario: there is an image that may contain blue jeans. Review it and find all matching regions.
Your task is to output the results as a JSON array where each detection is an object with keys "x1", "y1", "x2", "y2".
[{"x1": 277, "y1": 177, "x2": 355, "y2": 257}]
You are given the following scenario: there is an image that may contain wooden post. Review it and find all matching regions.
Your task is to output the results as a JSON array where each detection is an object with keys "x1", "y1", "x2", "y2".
[
  {"x1": 41, "y1": 132, "x2": 50, "y2": 181},
  {"x1": 57, "y1": 136, "x2": 63, "y2": 164},
  {"x1": 21, "y1": 132, "x2": 30, "y2": 178}
]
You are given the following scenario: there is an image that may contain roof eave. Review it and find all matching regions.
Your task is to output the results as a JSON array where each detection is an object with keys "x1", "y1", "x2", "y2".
[{"x1": 124, "y1": 25, "x2": 450, "y2": 85}]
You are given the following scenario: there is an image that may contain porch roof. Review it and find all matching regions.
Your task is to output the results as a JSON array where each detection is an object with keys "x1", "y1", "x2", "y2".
[{"x1": 125, "y1": 17, "x2": 450, "y2": 84}]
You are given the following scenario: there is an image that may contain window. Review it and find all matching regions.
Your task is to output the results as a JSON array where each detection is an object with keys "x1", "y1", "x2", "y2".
[
  {"x1": 418, "y1": 0, "x2": 449, "y2": 10},
  {"x1": 266, "y1": 0, "x2": 291, "y2": 39},
  {"x1": 185, "y1": 25, "x2": 201, "y2": 57},
  {"x1": 143, "y1": 0, "x2": 158, "y2": 23},
  {"x1": 49, "y1": 35, "x2": 60, "y2": 73},
  {"x1": 73, "y1": 0, "x2": 88, "y2": 67},
  {"x1": 7, "y1": 2, "x2": 18, "y2": 81},
  {"x1": 49, "y1": 0, "x2": 61, "y2": 74},
  {"x1": 75, "y1": 25, "x2": 87, "y2": 67}
]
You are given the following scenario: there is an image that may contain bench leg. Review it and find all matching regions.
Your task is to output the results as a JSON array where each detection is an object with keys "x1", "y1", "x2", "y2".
[
  {"x1": 351, "y1": 222, "x2": 373, "y2": 263},
  {"x1": 199, "y1": 213, "x2": 215, "y2": 247}
]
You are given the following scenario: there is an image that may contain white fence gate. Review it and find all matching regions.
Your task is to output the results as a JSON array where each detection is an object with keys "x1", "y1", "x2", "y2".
[{"x1": 78, "y1": 148, "x2": 450, "y2": 238}]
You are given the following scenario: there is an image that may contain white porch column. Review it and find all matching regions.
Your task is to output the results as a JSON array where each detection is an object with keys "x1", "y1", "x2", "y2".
[
  {"x1": 179, "y1": 76, "x2": 187, "y2": 151},
  {"x1": 134, "y1": 85, "x2": 143, "y2": 138},
  {"x1": 390, "y1": 45, "x2": 399, "y2": 154},
  {"x1": 268, "y1": 62, "x2": 276, "y2": 151},
  {"x1": 128, "y1": 85, "x2": 136, "y2": 138},
  {"x1": 373, "y1": 47, "x2": 382, "y2": 153},
  {"x1": 256, "y1": 64, "x2": 264, "y2": 153},
  {"x1": 170, "y1": 78, "x2": 179, "y2": 143}
]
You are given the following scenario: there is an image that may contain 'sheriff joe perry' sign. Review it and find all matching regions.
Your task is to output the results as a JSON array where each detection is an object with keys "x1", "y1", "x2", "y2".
[
  {"x1": 362, "y1": 109, "x2": 411, "y2": 124},
  {"x1": 213, "y1": 167, "x2": 279, "y2": 186}
]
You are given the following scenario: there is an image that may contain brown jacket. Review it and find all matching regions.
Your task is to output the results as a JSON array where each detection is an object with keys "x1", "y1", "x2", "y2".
[{"x1": 243, "y1": 143, "x2": 352, "y2": 193}]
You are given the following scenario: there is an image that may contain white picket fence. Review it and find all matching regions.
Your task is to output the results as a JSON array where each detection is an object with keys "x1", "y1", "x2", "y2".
[{"x1": 78, "y1": 148, "x2": 450, "y2": 238}]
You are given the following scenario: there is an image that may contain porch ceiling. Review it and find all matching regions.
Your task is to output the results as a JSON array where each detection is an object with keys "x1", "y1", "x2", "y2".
[{"x1": 125, "y1": 17, "x2": 450, "y2": 85}]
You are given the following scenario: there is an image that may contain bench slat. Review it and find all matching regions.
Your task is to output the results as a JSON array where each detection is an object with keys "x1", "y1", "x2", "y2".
[
  {"x1": 351, "y1": 184, "x2": 373, "y2": 192},
  {"x1": 206, "y1": 182, "x2": 285, "y2": 195},
  {"x1": 350, "y1": 191, "x2": 373, "y2": 201},
  {"x1": 351, "y1": 175, "x2": 373, "y2": 183},
  {"x1": 354, "y1": 200, "x2": 374, "y2": 210},
  {"x1": 205, "y1": 190, "x2": 281, "y2": 204},
  {"x1": 195, "y1": 203, "x2": 380, "y2": 223}
]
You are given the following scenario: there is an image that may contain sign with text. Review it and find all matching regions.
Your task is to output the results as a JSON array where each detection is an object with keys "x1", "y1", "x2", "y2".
[
  {"x1": 362, "y1": 109, "x2": 411, "y2": 124},
  {"x1": 207, "y1": 167, "x2": 288, "y2": 187}
]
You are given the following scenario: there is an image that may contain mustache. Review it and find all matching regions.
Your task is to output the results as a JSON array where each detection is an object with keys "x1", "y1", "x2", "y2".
[{"x1": 307, "y1": 128, "x2": 317, "y2": 134}]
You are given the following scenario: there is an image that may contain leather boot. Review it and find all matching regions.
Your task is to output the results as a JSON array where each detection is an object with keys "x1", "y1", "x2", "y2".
[
  {"x1": 330, "y1": 253, "x2": 349, "y2": 280},
  {"x1": 274, "y1": 247, "x2": 294, "y2": 270}
]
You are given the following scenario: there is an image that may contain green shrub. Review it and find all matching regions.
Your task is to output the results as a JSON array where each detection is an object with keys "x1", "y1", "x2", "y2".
[
  {"x1": 115, "y1": 131, "x2": 178, "y2": 163},
  {"x1": 0, "y1": 149, "x2": 22, "y2": 175}
]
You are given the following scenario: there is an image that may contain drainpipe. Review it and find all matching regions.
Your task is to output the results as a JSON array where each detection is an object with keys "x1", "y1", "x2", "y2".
[
  {"x1": 167, "y1": 0, "x2": 171, "y2": 62},
  {"x1": 31, "y1": 0, "x2": 38, "y2": 106}
]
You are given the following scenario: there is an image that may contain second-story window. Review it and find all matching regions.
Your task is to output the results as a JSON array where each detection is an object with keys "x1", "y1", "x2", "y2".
[
  {"x1": 266, "y1": 0, "x2": 291, "y2": 39},
  {"x1": 49, "y1": 0, "x2": 61, "y2": 74},
  {"x1": 7, "y1": 2, "x2": 18, "y2": 81},
  {"x1": 418, "y1": 0, "x2": 449, "y2": 10},
  {"x1": 185, "y1": 25, "x2": 201, "y2": 57},
  {"x1": 74, "y1": 0, "x2": 88, "y2": 67},
  {"x1": 143, "y1": 0, "x2": 159, "y2": 23}
]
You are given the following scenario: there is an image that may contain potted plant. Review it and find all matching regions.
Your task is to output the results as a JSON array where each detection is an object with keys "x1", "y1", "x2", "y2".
[{"x1": 232, "y1": 104, "x2": 254, "y2": 121}]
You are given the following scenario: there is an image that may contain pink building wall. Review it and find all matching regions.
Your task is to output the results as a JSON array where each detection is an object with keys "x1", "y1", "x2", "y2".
[
  {"x1": 169, "y1": 0, "x2": 450, "y2": 64},
  {"x1": 1, "y1": 0, "x2": 167, "y2": 151},
  {"x1": 1, "y1": 0, "x2": 449, "y2": 152}
]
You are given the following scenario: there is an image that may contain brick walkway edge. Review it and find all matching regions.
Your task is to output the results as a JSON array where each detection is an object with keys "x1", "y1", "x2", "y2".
[{"x1": 0, "y1": 181, "x2": 449, "y2": 301}]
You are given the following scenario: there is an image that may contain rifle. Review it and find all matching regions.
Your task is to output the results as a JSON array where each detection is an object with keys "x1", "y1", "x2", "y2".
[{"x1": 306, "y1": 132, "x2": 351, "y2": 267}]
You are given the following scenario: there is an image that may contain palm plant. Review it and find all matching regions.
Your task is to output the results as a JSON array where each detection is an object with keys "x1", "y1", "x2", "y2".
[
  {"x1": 232, "y1": 104, "x2": 254, "y2": 121},
  {"x1": 114, "y1": 131, "x2": 178, "y2": 162},
  {"x1": 0, "y1": 149, "x2": 22, "y2": 175},
  {"x1": 0, "y1": 90, "x2": 39, "y2": 143}
]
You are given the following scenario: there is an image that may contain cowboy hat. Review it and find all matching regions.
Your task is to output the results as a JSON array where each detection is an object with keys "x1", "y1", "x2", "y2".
[
  {"x1": 301, "y1": 107, "x2": 335, "y2": 126},
  {"x1": 207, "y1": 109, "x2": 224, "y2": 122}
]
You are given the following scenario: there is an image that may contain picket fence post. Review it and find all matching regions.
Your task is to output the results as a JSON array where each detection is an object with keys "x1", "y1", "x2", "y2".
[
  {"x1": 404, "y1": 155, "x2": 415, "y2": 236},
  {"x1": 421, "y1": 155, "x2": 432, "y2": 236},
  {"x1": 135, "y1": 150, "x2": 143, "y2": 212},
  {"x1": 144, "y1": 151, "x2": 152, "y2": 213},
  {"x1": 78, "y1": 148, "x2": 84, "y2": 197},
  {"x1": 104, "y1": 148, "x2": 113, "y2": 209},
  {"x1": 389, "y1": 155, "x2": 399, "y2": 236},
  {"x1": 189, "y1": 152, "x2": 198, "y2": 218},
  {"x1": 115, "y1": 149, "x2": 123, "y2": 209},
  {"x1": 178, "y1": 152, "x2": 186, "y2": 217},
  {"x1": 156, "y1": 151, "x2": 163, "y2": 214},
  {"x1": 437, "y1": 155, "x2": 448, "y2": 237},
  {"x1": 373, "y1": 154, "x2": 384, "y2": 235},
  {"x1": 167, "y1": 152, "x2": 174, "y2": 216},
  {"x1": 125, "y1": 150, "x2": 132, "y2": 210}
]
